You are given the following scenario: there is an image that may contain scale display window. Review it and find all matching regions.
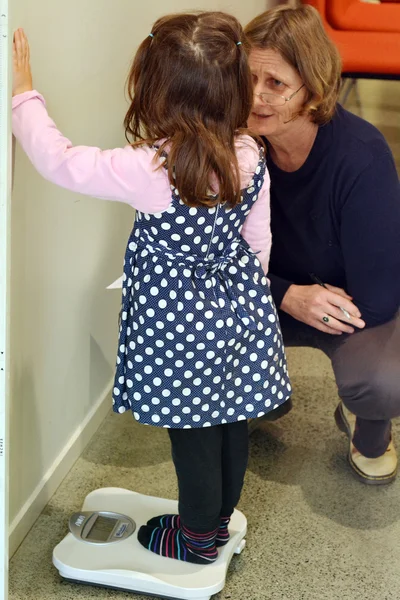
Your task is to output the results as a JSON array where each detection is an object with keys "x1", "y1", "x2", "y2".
[{"x1": 70, "y1": 511, "x2": 136, "y2": 545}]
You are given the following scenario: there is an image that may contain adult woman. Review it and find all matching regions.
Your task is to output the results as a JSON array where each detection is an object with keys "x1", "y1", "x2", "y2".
[{"x1": 245, "y1": 5, "x2": 400, "y2": 484}]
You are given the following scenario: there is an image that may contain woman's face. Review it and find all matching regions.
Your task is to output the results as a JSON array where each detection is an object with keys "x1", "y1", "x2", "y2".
[{"x1": 248, "y1": 48, "x2": 308, "y2": 138}]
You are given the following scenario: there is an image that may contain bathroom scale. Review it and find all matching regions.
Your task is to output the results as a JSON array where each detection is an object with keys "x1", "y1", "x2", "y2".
[{"x1": 53, "y1": 487, "x2": 247, "y2": 600}]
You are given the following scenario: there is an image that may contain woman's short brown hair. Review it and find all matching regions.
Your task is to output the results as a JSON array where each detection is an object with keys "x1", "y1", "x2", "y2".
[
  {"x1": 124, "y1": 12, "x2": 253, "y2": 208},
  {"x1": 244, "y1": 5, "x2": 342, "y2": 125}
]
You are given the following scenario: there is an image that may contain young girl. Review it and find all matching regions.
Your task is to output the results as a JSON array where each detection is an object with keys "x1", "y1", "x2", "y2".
[{"x1": 13, "y1": 13, "x2": 291, "y2": 565}]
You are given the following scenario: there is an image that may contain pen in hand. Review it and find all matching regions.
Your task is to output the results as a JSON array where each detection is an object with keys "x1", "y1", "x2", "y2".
[{"x1": 309, "y1": 273, "x2": 352, "y2": 320}]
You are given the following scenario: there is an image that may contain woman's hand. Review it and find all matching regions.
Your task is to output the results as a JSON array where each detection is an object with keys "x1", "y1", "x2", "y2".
[
  {"x1": 12, "y1": 28, "x2": 33, "y2": 97},
  {"x1": 281, "y1": 284, "x2": 366, "y2": 335}
]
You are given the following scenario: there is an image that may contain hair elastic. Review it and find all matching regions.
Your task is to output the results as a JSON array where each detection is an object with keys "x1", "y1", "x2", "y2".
[
  {"x1": 149, "y1": 33, "x2": 154, "y2": 38},
  {"x1": 236, "y1": 41, "x2": 242, "y2": 46}
]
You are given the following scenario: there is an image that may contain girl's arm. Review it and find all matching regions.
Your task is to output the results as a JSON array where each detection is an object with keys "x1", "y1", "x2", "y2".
[
  {"x1": 12, "y1": 92, "x2": 171, "y2": 211},
  {"x1": 240, "y1": 170, "x2": 271, "y2": 276},
  {"x1": 12, "y1": 29, "x2": 171, "y2": 213}
]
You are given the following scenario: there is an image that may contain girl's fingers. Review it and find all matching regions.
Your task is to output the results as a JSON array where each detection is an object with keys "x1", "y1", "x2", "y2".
[
  {"x1": 15, "y1": 29, "x2": 21, "y2": 49},
  {"x1": 12, "y1": 28, "x2": 33, "y2": 96},
  {"x1": 13, "y1": 28, "x2": 29, "y2": 65},
  {"x1": 26, "y1": 32, "x2": 30, "y2": 61},
  {"x1": 22, "y1": 29, "x2": 29, "y2": 61},
  {"x1": 16, "y1": 30, "x2": 23, "y2": 62},
  {"x1": 19, "y1": 29, "x2": 25, "y2": 57}
]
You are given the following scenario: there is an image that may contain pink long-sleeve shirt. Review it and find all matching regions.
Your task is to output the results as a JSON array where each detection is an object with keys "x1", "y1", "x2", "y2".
[{"x1": 12, "y1": 90, "x2": 272, "y2": 276}]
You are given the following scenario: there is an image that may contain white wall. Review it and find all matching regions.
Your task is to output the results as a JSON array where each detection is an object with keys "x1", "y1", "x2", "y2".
[{"x1": 9, "y1": 0, "x2": 270, "y2": 554}]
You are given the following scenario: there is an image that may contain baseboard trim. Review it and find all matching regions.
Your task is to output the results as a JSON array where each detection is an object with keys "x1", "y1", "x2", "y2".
[{"x1": 9, "y1": 379, "x2": 113, "y2": 557}]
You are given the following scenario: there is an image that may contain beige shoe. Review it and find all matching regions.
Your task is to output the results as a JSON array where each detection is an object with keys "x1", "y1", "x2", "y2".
[{"x1": 334, "y1": 402, "x2": 398, "y2": 485}]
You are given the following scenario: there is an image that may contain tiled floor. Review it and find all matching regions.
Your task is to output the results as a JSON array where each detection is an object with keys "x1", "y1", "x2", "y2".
[{"x1": 9, "y1": 80, "x2": 400, "y2": 600}]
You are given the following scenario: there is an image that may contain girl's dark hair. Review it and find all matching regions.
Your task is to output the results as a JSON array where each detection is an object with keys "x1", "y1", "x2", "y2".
[{"x1": 124, "y1": 12, "x2": 253, "y2": 208}]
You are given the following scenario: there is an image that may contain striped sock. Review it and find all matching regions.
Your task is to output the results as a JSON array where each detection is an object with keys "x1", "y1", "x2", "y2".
[
  {"x1": 146, "y1": 514, "x2": 231, "y2": 547},
  {"x1": 137, "y1": 524, "x2": 219, "y2": 564},
  {"x1": 215, "y1": 516, "x2": 231, "y2": 546},
  {"x1": 147, "y1": 514, "x2": 182, "y2": 529}
]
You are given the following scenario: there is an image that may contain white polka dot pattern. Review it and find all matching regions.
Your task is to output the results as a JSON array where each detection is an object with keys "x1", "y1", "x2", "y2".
[{"x1": 113, "y1": 147, "x2": 292, "y2": 427}]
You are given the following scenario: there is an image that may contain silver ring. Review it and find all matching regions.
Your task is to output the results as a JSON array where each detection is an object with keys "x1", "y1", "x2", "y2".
[{"x1": 322, "y1": 316, "x2": 330, "y2": 323}]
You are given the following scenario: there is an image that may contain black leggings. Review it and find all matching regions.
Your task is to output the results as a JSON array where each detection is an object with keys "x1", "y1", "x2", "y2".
[{"x1": 168, "y1": 420, "x2": 249, "y2": 532}]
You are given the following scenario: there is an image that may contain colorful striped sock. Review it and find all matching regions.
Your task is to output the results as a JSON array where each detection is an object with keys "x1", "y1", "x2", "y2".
[
  {"x1": 137, "y1": 524, "x2": 219, "y2": 564},
  {"x1": 215, "y1": 516, "x2": 231, "y2": 546},
  {"x1": 147, "y1": 514, "x2": 182, "y2": 529},
  {"x1": 146, "y1": 514, "x2": 231, "y2": 547}
]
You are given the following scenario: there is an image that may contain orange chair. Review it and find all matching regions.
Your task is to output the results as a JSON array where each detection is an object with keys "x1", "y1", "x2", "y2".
[
  {"x1": 326, "y1": 0, "x2": 400, "y2": 33},
  {"x1": 304, "y1": 0, "x2": 400, "y2": 80}
]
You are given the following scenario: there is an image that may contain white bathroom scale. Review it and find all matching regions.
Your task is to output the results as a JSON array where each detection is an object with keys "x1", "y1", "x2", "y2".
[{"x1": 53, "y1": 487, "x2": 247, "y2": 600}]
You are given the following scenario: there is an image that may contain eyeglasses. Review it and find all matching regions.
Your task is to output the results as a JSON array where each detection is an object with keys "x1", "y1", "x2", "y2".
[{"x1": 254, "y1": 84, "x2": 305, "y2": 106}]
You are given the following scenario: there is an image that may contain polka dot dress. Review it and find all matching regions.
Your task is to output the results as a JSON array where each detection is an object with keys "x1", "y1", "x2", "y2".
[{"x1": 113, "y1": 147, "x2": 292, "y2": 428}]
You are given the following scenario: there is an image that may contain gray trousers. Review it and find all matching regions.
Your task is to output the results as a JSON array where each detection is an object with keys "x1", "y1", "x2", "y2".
[{"x1": 279, "y1": 311, "x2": 400, "y2": 458}]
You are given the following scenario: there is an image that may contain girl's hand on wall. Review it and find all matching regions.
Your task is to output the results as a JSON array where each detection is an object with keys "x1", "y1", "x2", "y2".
[{"x1": 12, "y1": 28, "x2": 33, "y2": 97}]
